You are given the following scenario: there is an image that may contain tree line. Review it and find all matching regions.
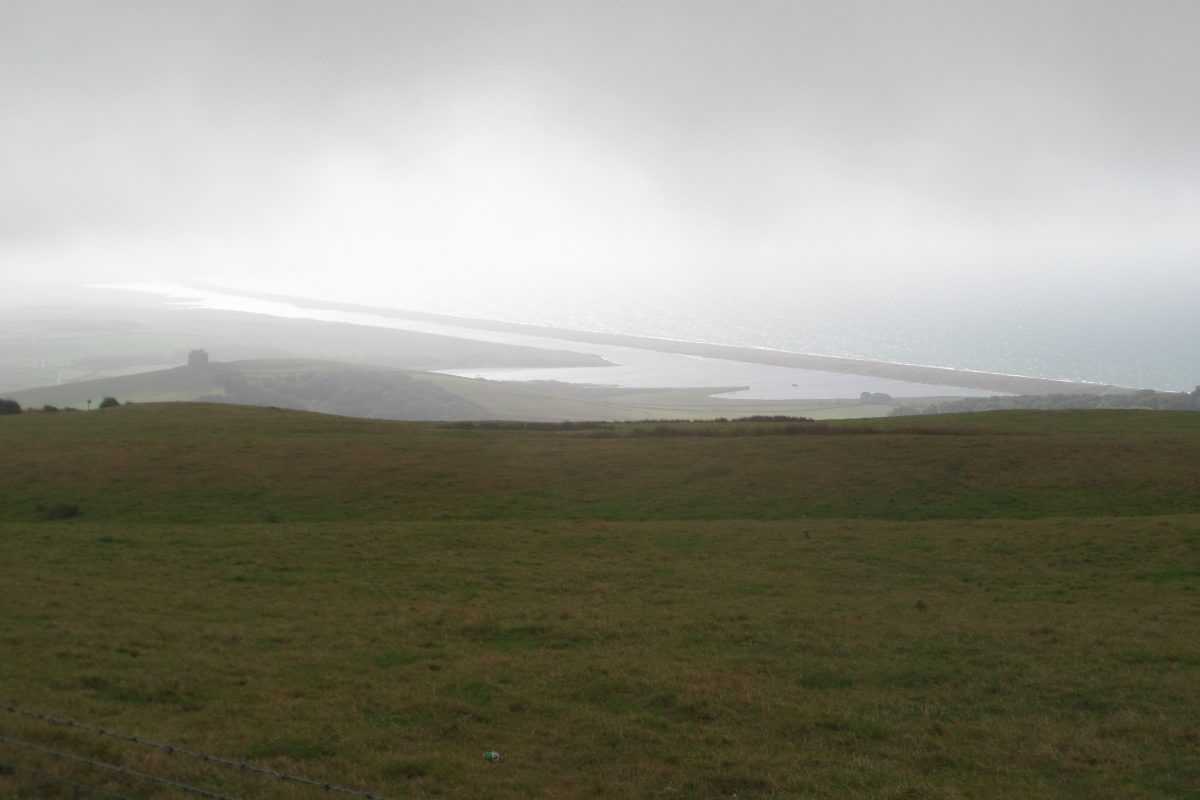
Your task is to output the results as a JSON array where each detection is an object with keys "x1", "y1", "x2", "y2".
[
  {"x1": 891, "y1": 386, "x2": 1200, "y2": 416},
  {"x1": 0, "y1": 397, "x2": 121, "y2": 414}
]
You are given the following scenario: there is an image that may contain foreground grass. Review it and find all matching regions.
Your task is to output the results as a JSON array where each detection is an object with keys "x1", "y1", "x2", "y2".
[
  {"x1": 2, "y1": 404, "x2": 1198, "y2": 797},
  {"x1": 2, "y1": 517, "x2": 1198, "y2": 799}
]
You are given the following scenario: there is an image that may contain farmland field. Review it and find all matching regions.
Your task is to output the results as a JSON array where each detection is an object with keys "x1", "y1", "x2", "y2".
[{"x1": 1, "y1": 405, "x2": 1198, "y2": 798}]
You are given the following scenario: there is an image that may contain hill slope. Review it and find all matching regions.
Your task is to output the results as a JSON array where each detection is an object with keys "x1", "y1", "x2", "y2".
[
  {"x1": 3, "y1": 360, "x2": 491, "y2": 419},
  {"x1": 4, "y1": 358, "x2": 936, "y2": 421}
]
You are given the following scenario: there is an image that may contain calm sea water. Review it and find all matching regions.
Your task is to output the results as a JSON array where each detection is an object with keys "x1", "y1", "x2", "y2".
[
  {"x1": 381, "y1": 275, "x2": 1199, "y2": 392},
  {"x1": 123, "y1": 272, "x2": 1199, "y2": 393},
  {"x1": 120, "y1": 282, "x2": 998, "y2": 399}
]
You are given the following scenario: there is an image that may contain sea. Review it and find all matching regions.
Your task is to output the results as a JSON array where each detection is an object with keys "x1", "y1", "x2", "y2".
[
  {"x1": 417, "y1": 276, "x2": 1199, "y2": 393},
  {"x1": 112, "y1": 273, "x2": 1199, "y2": 395}
]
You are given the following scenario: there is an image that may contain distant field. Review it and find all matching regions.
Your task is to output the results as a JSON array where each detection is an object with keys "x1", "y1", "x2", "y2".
[
  {"x1": 1, "y1": 405, "x2": 1198, "y2": 799},
  {"x1": 3, "y1": 404, "x2": 1200, "y2": 523}
]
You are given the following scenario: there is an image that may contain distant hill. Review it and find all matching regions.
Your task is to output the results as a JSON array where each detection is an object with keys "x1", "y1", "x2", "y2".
[
  {"x1": 3, "y1": 359, "x2": 490, "y2": 420},
  {"x1": 4, "y1": 358, "x2": 944, "y2": 421}
]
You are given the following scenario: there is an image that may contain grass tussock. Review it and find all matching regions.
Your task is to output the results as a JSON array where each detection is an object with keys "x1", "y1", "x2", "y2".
[{"x1": 35, "y1": 502, "x2": 81, "y2": 520}]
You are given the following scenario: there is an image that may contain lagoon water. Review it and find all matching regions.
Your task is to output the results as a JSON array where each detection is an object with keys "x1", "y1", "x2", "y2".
[
  {"x1": 113, "y1": 282, "x2": 1000, "y2": 400},
  {"x1": 393, "y1": 278, "x2": 1197, "y2": 393},
  {"x1": 113, "y1": 273, "x2": 1200, "y2": 395}
]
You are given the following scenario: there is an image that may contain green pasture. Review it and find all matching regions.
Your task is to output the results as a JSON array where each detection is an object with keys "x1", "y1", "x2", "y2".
[
  {"x1": 2, "y1": 405, "x2": 1200, "y2": 524},
  {"x1": 1, "y1": 405, "x2": 1198, "y2": 798}
]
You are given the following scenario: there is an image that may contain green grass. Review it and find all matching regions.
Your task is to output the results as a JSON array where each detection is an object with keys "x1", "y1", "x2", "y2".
[
  {"x1": 1, "y1": 404, "x2": 1199, "y2": 798},
  {"x1": 2, "y1": 517, "x2": 1198, "y2": 799},
  {"x1": 2, "y1": 404, "x2": 1200, "y2": 524}
]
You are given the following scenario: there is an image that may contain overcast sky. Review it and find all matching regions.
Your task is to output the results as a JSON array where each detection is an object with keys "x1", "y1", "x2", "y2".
[{"x1": 2, "y1": 0, "x2": 1198, "y2": 307}]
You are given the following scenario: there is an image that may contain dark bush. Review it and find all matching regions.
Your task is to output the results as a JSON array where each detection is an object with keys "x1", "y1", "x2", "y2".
[
  {"x1": 42, "y1": 404, "x2": 60, "y2": 412},
  {"x1": 98, "y1": 396, "x2": 120, "y2": 408},
  {"x1": 0, "y1": 398, "x2": 20, "y2": 414},
  {"x1": 37, "y1": 502, "x2": 81, "y2": 520},
  {"x1": 440, "y1": 420, "x2": 616, "y2": 431}
]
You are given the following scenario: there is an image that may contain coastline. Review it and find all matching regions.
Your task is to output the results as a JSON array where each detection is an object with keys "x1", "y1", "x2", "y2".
[{"x1": 183, "y1": 282, "x2": 1132, "y2": 396}]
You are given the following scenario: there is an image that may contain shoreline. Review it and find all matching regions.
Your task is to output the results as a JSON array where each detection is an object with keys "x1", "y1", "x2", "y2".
[{"x1": 183, "y1": 282, "x2": 1132, "y2": 396}]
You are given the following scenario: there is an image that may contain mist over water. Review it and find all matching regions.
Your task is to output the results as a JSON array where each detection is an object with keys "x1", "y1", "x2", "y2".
[
  {"x1": 299, "y1": 272, "x2": 1197, "y2": 392},
  {"x1": 5, "y1": 3, "x2": 1199, "y2": 394}
]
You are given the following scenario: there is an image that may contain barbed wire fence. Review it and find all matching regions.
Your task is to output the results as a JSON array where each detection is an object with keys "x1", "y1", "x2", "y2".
[
  {"x1": 1, "y1": 704, "x2": 398, "y2": 800},
  {"x1": 0, "y1": 734, "x2": 241, "y2": 799},
  {"x1": 0, "y1": 760, "x2": 138, "y2": 800}
]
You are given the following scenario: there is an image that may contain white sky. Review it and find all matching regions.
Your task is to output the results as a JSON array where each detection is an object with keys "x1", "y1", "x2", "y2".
[{"x1": 2, "y1": 0, "x2": 1198, "y2": 306}]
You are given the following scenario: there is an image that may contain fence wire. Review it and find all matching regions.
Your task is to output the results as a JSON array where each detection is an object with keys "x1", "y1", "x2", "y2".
[
  {"x1": 1, "y1": 759, "x2": 138, "y2": 800},
  {"x1": 3, "y1": 705, "x2": 397, "y2": 800},
  {"x1": 0, "y1": 734, "x2": 242, "y2": 799}
]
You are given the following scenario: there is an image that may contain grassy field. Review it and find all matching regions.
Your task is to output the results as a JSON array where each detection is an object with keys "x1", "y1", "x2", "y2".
[
  {"x1": 3, "y1": 404, "x2": 1200, "y2": 524},
  {"x1": 1, "y1": 405, "x2": 1198, "y2": 798}
]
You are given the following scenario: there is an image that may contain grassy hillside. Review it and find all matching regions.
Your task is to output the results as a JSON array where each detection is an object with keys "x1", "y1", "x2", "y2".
[
  {"x1": 1, "y1": 405, "x2": 1198, "y2": 799},
  {"x1": 6, "y1": 362, "x2": 226, "y2": 406},
  {"x1": 5, "y1": 358, "x2": 935, "y2": 421},
  {"x1": 2, "y1": 360, "x2": 488, "y2": 420}
]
